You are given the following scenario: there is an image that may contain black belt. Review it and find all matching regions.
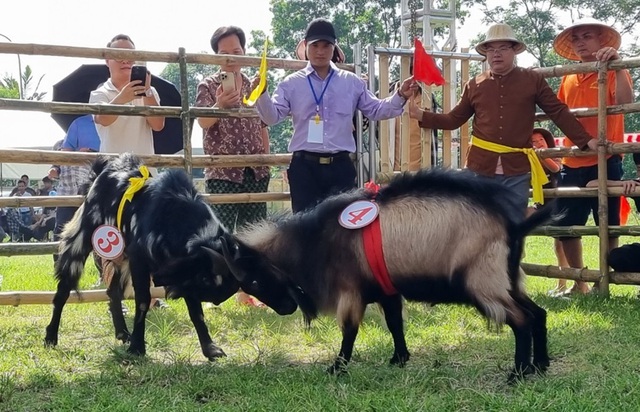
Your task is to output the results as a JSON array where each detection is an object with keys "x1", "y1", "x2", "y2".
[{"x1": 293, "y1": 151, "x2": 351, "y2": 165}]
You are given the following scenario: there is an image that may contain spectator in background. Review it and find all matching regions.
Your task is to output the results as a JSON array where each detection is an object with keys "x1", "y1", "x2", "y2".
[
  {"x1": 10, "y1": 175, "x2": 36, "y2": 196},
  {"x1": 13, "y1": 180, "x2": 34, "y2": 226},
  {"x1": 553, "y1": 20, "x2": 633, "y2": 294},
  {"x1": 49, "y1": 116, "x2": 100, "y2": 256},
  {"x1": 5, "y1": 192, "x2": 46, "y2": 242},
  {"x1": 195, "y1": 25, "x2": 270, "y2": 307}
]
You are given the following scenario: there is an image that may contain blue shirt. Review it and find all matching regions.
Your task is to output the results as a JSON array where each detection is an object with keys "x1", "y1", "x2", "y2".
[
  {"x1": 62, "y1": 115, "x2": 101, "y2": 152},
  {"x1": 256, "y1": 61, "x2": 406, "y2": 153}
]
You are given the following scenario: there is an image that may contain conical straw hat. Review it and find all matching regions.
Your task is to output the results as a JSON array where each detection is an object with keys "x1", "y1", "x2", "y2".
[
  {"x1": 553, "y1": 19, "x2": 621, "y2": 61},
  {"x1": 475, "y1": 24, "x2": 526, "y2": 56}
]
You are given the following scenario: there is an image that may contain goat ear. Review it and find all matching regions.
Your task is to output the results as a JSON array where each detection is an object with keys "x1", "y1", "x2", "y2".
[
  {"x1": 201, "y1": 246, "x2": 231, "y2": 278},
  {"x1": 218, "y1": 236, "x2": 247, "y2": 282}
]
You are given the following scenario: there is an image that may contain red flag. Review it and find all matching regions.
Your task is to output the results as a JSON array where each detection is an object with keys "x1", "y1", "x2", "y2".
[
  {"x1": 413, "y1": 38, "x2": 445, "y2": 86},
  {"x1": 620, "y1": 196, "x2": 631, "y2": 226}
]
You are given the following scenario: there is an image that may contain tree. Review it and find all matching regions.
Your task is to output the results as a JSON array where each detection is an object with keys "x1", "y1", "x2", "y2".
[{"x1": 0, "y1": 65, "x2": 46, "y2": 100}]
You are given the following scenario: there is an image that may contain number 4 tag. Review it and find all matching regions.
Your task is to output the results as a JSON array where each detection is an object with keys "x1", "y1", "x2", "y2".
[{"x1": 339, "y1": 200, "x2": 379, "y2": 229}]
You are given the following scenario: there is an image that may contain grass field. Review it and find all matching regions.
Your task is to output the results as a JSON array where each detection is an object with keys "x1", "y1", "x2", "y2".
[{"x1": 1, "y1": 228, "x2": 640, "y2": 411}]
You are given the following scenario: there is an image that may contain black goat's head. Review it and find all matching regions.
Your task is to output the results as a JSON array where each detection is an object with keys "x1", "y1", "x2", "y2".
[
  {"x1": 221, "y1": 234, "x2": 298, "y2": 316},
  {"x1": 152, "y1": 240, "x2": 239, "y2": 305}
]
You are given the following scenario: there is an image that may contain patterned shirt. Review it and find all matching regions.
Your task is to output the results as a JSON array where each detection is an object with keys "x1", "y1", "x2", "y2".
[
  {"x1": 5, "y1": 207, "x2": 27, "y2": 235},
  {"x1": 195, "y1": 72, "x2": 269, "y2": 183},
  {"x1": 57, "y1": 165, "x2": 91, "y2": 196}
]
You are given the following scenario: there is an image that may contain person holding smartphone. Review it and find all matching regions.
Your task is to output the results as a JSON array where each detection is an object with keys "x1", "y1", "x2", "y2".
[
  {"x1": 89, "y1": 34, "x2": 164, "y2": 155},
  {"x1": 254, "y1": 18, "x2": 416, "y2": 213},
  {"x1": 89, "y1": 34, "x2": 168, "y2": 310},
  {"x1": 195, "y1": 26, "x2": 271, "y2": 308}
]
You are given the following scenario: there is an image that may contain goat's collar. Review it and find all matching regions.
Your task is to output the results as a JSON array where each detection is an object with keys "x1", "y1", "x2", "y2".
[{"x1": 117, "y1": 165, "x2": 150, "y2": 230}]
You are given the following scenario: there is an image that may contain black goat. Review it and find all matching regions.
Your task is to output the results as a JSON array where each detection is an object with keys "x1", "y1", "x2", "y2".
[
  {"x1": 223, "y1": 168, "x2": 552, "y2": 381},
  {"x1": 45, "y1": 153, "x2": 297, "y2": 360}
]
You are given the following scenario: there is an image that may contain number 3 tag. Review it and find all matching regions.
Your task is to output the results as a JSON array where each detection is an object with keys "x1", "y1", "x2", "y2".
[
  {"x1": 92, "y1": 225, "x2": 125, "y2": 260},
  {"x1": 339, "y1": 200, "x2": 379, "y2": 229}
]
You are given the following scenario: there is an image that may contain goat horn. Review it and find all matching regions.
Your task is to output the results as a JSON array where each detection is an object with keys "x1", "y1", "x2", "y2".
[{"x1": 219, "y1": 236, "x2": 246, "y2": 282}]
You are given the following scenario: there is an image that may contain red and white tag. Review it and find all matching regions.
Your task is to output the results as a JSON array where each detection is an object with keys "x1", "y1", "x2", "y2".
[
  {"x1": 92, "y1": 225, "x2": 125, "y2": 260},
  {"x1": 339, "y1": 200, "x2": 379, "y2": 229}
]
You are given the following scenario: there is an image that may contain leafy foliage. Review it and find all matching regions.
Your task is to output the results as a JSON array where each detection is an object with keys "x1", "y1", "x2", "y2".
[{"x1": 0, "y1": 65, "x2": 46, "y2": 100}]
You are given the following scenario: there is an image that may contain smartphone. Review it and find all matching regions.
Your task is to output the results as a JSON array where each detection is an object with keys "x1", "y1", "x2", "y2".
[
  {"x1": 220, "y1": 71, "x2": 236, "y2": 92},
  {"x1": 130, "y1": 65, "x2": 148, "y2": 96}
]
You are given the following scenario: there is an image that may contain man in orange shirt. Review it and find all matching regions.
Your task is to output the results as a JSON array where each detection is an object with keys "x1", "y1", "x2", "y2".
[{"x1": 553, "y1": 20, "x2": 633, "y2": 294}]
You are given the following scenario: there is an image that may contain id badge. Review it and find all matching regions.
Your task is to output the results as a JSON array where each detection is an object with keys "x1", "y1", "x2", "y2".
[{"x1": 307, "y1": 120, "x2": 324, "y2": 143}]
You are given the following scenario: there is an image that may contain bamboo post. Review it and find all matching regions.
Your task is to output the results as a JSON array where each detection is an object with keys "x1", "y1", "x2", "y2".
[
  {"x1": 178, "y1": 47, "x2": 192, "y2": 175},
  {"x1": 460, "y1": 48, "x2": 470, "y2": 165},
  {"x1": 400, "y1": 51, "x2": 412, "y2": 171},
  {"x1": 378, "y1": 50, "x2": 391, "y2": 173},
  {"x1": 595, "y1": 64, "x2": 610, "y2": 296},
  {"x1": 442, "y1": 51, "x2": 452, "y2": 167}
]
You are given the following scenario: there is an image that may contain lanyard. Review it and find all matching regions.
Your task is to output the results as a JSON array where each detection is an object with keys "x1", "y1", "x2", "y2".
[{"x1": 307, "y1": 70, "x2": 334, "y2": 123}]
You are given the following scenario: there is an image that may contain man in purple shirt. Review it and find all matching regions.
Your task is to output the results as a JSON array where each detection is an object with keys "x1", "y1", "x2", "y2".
[{"x1": 255, "y1": 18, "x2": 417, "y2": 212}]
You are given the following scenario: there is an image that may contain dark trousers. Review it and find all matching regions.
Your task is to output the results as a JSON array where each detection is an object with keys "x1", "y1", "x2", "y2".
[
  {"x1": 206, "y1": 168, "x2": 270, "y2": 232},
  {"x1": 288, "y1": 151, "x2": 357, "y2": 213}
]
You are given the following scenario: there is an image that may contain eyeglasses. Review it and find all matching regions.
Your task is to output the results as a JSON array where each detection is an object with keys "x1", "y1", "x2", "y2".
[{"x1": 485, "y1": 46, "x2": 513, "y2": 54}]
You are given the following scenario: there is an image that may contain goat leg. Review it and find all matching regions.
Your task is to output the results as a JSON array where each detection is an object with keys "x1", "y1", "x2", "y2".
[
  {"x1": 506, "y1": 309, "x2": 535, "y2": 384},
  {"x1": 127, "y1": 262, "x2": 152, "y2": 357},
  {"x1": 328, "y1": 300, "x2": 365, "y2": 374},
  {"x1": 379, "y1": 294, "x2": 410, "y2": 366},
  {"x1": 106, "y1": 267, "x2": 130, "y2": 343},
  {"x1": 184, "y1": 296, "x2": 226, "y2": 361},
  {"x1": 44, "y1": 278, "x2": 73, "y2": 347},
  {"x1": 520, "y1": 296, "x2": 550, "y2": 373}
]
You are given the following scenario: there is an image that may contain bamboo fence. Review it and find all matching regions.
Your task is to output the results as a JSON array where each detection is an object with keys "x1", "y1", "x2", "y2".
[{"x1": 1, "y1": 42, "x2": 640, "y2": 304}]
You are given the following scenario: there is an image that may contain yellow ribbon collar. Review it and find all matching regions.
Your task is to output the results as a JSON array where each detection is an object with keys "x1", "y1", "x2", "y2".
[
  {"x1": 116, "y1": 165, "x2": 150, "y2": 230},
  {"x1": 471, "y1": 136, "x2": 549, "y2": 205}
]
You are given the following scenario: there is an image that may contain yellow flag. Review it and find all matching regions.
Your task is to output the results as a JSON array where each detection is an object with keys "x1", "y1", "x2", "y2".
[
  {"x1": 243, "y1": 38, "x2": 269, "y2": 106},
  {"x1": 117, "y1": 165, "x2": 150, "y2": 230}
]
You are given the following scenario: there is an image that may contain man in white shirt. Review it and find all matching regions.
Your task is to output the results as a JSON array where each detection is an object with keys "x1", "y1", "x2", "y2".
[{"x1": 90, "y1": 34, "x2": 164, "y2": 154}]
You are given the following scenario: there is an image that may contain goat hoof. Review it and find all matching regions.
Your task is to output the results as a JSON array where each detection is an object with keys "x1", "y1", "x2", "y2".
[
  {"x1": 126, "y1": 345, "x2": 146, "y2": 357},
  {"x1": 533, "y1": 359, "x2": 550, "y2": 374},
  {"x1": 389, "y1": 351, "x2": 410, "y2": 367},
  {"x1": 507, "y1": 364, "x2": 536, "y2": 384},
  {"x1": 204, "y1": 344, "x2": 227, "y2": 361},
  {"x1": 327, "y1": 360, "x2": 348, "y2": 375},
  {"x1": 44, "y1": 337, "x2": 58, "y2": 348},
  {"x1": 116, "y1": 331, "x2": 131, "y2": 344}
]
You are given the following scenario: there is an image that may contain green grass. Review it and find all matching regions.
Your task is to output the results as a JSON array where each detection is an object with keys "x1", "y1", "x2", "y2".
[{"x1": 1, "y1": 232, "x2": 640, "y2": 411}]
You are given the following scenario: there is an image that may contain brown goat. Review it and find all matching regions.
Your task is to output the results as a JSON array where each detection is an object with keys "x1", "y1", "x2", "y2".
[{"x1": 223, "y1": 168, "x2": 552, "y2": 382}]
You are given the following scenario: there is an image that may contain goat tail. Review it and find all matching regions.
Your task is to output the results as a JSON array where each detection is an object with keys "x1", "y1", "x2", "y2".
[
  {"x1": 507, "y1": 202, "x2": 557, "y2": 291},
  {"x1": 515, "y1": 201, "x2": 556, "y2": 238}
]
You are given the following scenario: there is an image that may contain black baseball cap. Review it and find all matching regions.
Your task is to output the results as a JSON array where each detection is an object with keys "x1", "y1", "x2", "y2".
[{"x1": 304, "y1": 18, "x2": 337, "y2": 45}]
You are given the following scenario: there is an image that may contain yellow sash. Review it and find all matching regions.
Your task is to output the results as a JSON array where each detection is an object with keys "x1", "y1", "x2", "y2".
[
  {"x1": 471, "y1": 136, "x2": 549, "y2": 205},
  {"x1": 116, "y1": 165, "x2": 150, "y2": 230}
]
